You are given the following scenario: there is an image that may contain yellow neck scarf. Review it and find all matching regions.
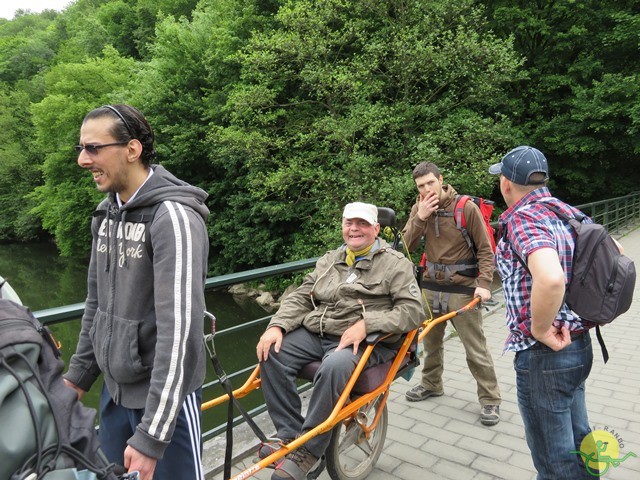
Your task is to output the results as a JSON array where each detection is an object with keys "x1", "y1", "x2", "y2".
[{"x1": 345, "y1": 244, "x2": 374, "y2": 266}]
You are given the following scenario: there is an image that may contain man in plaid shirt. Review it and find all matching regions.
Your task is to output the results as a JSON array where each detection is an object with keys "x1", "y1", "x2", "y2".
[{"x1": 491, "y1": 146, "x2": 595, "y2": 479}]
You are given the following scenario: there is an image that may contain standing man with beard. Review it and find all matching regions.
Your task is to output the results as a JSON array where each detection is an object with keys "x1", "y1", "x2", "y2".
[
  {"x1": 402, "y1": 162, "x2": 501, "y2": 426},
  {"x1": 63, "y1": 104, "x2": 209, "y2": 480}
]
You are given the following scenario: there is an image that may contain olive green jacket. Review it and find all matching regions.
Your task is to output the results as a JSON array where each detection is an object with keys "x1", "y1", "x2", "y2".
[{"x1": 268, "y1": 239, "x2": 424, "y2": 343}]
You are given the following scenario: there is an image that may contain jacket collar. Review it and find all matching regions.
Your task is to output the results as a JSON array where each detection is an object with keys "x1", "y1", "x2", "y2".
[{"x1": 498, "y1": 186, "x2": 551, "y2": 228}]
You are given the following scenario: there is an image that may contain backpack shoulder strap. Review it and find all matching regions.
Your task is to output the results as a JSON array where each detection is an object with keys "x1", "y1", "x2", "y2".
[
  {"x1": 501, "y1": 200, "x2": 564, "y2": 271},
  {"x1": 453, "y1": 195, "x2": 474, "y2": 250},
  {"x1": 534, "y1": 199, "x2": 587, "y2": 225},
  {"x1": 453, "y1": 195, "x2": 470, "y2": 229},
  {"x1": 501, "y1": 223, "x2": 531, "y2": 275}
]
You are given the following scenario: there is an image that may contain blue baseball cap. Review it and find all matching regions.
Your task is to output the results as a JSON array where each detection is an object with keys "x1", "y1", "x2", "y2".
[{"x1": 489, "y1": 146, "x2": 549, "y2": 185}]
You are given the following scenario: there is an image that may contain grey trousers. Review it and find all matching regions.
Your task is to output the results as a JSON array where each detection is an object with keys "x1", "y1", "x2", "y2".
[
  {"x1": 260, "y1": 327, "x2": 395, "y2": 458},
  {"x1": 421, "y1": 290, "x2": 501, "y2": 406}
]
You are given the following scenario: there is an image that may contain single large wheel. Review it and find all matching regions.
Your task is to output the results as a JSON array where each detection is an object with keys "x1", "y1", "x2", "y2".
[{"x1": 325, "y1": 395, "x2": 388, "y2": 480}]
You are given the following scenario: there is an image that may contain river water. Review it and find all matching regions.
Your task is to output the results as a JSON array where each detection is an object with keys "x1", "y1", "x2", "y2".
[{"x1": 0, "y1": 241, "x2": 272, "y2": 436}]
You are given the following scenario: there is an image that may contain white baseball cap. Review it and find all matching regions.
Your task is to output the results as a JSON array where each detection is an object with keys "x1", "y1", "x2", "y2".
[{"x1": 342, "y1": 202, "x2": 378, "y2": 225}]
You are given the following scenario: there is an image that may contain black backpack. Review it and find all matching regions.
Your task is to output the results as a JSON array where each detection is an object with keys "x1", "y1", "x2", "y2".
[
  {"x1": 0, "y1": 299, "x2": 117, "y2": 480},
  {"x1": 507, "y1": 202, "x2": 636, "y2": 362},
  {"x1": 540, "y1": 203, "x2": 636, "y2": 326}
]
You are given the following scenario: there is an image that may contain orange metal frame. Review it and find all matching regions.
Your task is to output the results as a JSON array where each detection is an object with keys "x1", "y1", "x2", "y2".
[{"x1": 202, "y1": 297, "x2": 480, "y2": 480}]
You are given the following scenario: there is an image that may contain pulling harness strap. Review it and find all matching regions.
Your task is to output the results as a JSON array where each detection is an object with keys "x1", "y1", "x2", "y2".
[
  {"x1": 423, "y1": 199, "x2": 477, "y2": 314},
  {"x1": 420, "y1": 281, "x2": 476, "y2": 296},
  {"x1": 203, "y1": 313, "x2": 269, "y2": 479},
  {"x1": 423, "y1": 258, "x2": 478, "y2": 313},
  {"x1": 420, "y1": 270, "x2": 476, "y2": 314}
]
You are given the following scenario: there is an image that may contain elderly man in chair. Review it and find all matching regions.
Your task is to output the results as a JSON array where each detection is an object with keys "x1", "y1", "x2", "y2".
[{"x1": 256, "y1": 202, "x2": 424, "y2": 480}]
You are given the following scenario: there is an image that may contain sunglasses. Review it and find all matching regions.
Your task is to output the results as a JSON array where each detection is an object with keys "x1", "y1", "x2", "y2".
[{"x1": 74, "y1": 142, "x2": 129, "y2": 154}]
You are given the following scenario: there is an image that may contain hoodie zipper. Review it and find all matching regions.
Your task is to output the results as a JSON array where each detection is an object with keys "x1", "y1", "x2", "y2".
[{"x1": 104, "y1": 204, "x2": 120, "y2": 402}]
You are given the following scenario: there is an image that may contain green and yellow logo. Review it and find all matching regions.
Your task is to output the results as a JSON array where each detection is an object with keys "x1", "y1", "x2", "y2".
[{"x1": 571, "y1": 429, "x2": 637, "y2": 476}]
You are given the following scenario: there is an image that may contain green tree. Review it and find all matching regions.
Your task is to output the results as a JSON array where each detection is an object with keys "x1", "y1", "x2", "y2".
[
  {"x1": 130, "y1": 0, "x2": 278, "y2": 273},
  {"x1": 483, "y1": 0, "x2": 640, "y2": 202},
  {"x1": 0, "y1": 87, "x2": 43, "y2": 240},
  {"x1": 30, "y1": 47, "x2": 139, "y2": 257},
  {"x1": 0, "y1": 10, "x2": 67, "y2": 244},
  {"x1": 133, "y1": 0, "x2": 201, "y2": 58},
  {"x1": 210, "y1": 0, "x2": 521, "y2": 269},
  {"x1": 53, "y1": 0, "x2": 200, "y2": 63},
  {"x1": 0, "y1": 10, "x2": 60, "y2": 85}
]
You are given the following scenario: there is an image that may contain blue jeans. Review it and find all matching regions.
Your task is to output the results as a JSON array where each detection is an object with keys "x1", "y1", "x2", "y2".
[{"x1": 514, "y1": 332, "x2": 593, "y2": 480}]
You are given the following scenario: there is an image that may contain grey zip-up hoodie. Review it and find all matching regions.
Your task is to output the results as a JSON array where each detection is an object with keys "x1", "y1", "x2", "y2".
[{"x1": 65, "y1": 165, "x2": 209, "y2": 460}]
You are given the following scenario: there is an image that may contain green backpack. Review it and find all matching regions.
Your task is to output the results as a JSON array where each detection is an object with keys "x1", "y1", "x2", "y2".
[{"x1": 0, "y1": 298, "x2": 117, "y2": 480}]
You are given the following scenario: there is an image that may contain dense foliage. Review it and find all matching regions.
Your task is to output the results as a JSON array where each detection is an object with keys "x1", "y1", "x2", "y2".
[
  {"x1": 483, "y1": 0, "x2": 640, "y2": 201},
  {"x1": 0, "y1": 0, "x2": 637, "y2": 274}
]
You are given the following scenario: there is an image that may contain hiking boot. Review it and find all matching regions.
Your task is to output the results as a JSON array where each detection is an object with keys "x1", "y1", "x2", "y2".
[
  {"x1": 257, "y1": 438, "x2": 293, "y2": 460},
  {"x1": 480, "y1": 404, "x2": 500, "y2": 426},
  {"x1": 271, "y1": 446, "x2": 320, "y2": 480},
  {"x1": 405, "y1": 384, "x2": 444, "y2": 402}
]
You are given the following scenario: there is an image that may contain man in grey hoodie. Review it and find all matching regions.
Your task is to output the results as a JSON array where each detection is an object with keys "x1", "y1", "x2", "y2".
[{"x1": 63, "y1": 104, "x2": 209, "y2": 480}]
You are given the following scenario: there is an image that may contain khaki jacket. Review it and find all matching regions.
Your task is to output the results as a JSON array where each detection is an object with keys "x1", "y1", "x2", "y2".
[
  {"x1": 402, "y1": 184, "x2": 494, "y2": 290},
  {"x1": 268, "y1": 239, "x2": 424, "y2": 343}
]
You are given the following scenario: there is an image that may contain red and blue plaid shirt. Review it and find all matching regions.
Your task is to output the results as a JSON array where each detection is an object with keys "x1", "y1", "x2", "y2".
[{"x1": 496, "y1": 187, "x2": 593, "y2": 352}]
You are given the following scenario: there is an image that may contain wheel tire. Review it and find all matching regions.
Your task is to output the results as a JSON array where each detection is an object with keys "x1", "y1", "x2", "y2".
[{"x1": 325, "y1": 395, "x2": 388, "y2": 480}]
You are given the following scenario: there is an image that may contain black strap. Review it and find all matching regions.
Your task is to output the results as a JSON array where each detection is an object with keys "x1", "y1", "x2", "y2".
[
  {"x1": 535, "y1": 201, "x2": 586, "y2": 224},
  {"x1": 207, "y1": 348, "x2": 268, "y2": 442},
  {"x1": 224, "y1": 397, "x2": 233, "y2": 480},
  {"x1": 511, "y1": 246, "x2": 531, "y2": 275},
  {"x1": 595, "y1": 325, "x2": 609, "y2": 364},
  {"x1": 204, "y1": 334, "x2": 268, "y2": 479},
  {"x1": 501, "y1": 223, "x2": 531, "y2": 275},
  {"x1": 420, "y1": 280, "x2": 475, "y2": 295}
]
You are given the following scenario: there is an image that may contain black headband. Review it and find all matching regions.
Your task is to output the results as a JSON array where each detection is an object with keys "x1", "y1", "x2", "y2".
[{"x1": 102, "y1": 105, "x2": 135, "y2": 139}]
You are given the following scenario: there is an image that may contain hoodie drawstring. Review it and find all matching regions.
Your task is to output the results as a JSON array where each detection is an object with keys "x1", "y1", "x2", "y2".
[
  {"x1": 120, "y1": 210, "x2": 128, "y2": 268},
  {"x1": 105, "y1": 206, "x2": 116, "y2": 272}
]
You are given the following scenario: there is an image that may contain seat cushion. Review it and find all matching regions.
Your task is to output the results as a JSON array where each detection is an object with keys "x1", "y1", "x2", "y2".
[{"x1": 298, "y1": 356, "x2": 410, "y2": 394}]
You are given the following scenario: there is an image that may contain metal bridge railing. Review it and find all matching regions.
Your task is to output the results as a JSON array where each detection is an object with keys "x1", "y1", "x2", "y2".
[
  {"x1": 32, "y1": 191, "x2": 640, "y2": 440},
  {"x1": 576, "y1": 193, "x2": 640, "y2": 237}
]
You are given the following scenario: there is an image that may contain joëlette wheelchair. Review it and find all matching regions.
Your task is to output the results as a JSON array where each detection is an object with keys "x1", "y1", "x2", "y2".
[{"x1": 201, "y1": 208, "x2": 480, "y2": 480}]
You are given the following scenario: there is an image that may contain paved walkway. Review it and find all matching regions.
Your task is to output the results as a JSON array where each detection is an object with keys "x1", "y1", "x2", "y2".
[{"x1": 213, "y1": 228, "x2": 640, "y2": 480}]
